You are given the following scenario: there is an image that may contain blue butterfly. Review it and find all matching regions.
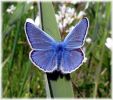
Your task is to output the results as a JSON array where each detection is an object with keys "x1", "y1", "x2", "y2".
[{"x1": 25, "y1": 17, "x2": 89, "y2": 74}]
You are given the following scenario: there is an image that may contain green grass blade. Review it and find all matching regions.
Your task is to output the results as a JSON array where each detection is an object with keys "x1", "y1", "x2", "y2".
[
  {"x1": 93, "y1": 3, "x2": 111, "y2": 97},
  {"x1": 18, "y1": 61, "x2": 31, "y2": 97},
  {"x1": 39, "y1": 2, "x2": 61, "y2": 41},
  {"x1": 38, "y1": 2, "x2": 74, "y2": 97}
]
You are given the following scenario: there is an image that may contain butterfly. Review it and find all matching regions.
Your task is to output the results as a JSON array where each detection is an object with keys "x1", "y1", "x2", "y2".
[{"x1": 25, "y1": 17, "x2": 89, "y2": 74}]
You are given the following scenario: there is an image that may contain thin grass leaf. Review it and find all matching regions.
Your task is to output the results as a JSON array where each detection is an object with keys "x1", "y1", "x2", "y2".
[
  {"x1": 18, "y1": 61, "x2": 31, "y2": 97},
  {"x1": 93, "y1": 3, "x2": 111, "y2": 97}
]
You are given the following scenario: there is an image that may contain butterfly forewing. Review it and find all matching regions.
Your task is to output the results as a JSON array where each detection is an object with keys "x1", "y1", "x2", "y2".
[
  {"x1": 64, "y1": 18, "x2": 89, "y2": 49},
  {"x1": 25, "y1": 19, "x2": 56, "y2": 50}
]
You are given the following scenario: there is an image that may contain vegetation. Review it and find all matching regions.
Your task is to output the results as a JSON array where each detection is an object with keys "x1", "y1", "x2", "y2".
[{"x1": 2, "y1": 2, "x2": 111, "y2": 98}]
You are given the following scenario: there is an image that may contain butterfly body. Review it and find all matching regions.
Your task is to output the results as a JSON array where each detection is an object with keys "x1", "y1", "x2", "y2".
[
  {"x1": 25, "y1": 17, "x2": 89, "y2": 73},
  {"x1": 55, "y1": 42, "x2": 64, "y2": 70}
]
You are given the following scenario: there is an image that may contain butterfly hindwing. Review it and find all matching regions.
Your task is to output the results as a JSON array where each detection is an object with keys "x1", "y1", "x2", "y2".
[
  {"x1": 61, "y1": 48, "x2": 84, "y2": 73},
  {"x1": 30, "y1": 49, "x2": 57, "y2": 72}
]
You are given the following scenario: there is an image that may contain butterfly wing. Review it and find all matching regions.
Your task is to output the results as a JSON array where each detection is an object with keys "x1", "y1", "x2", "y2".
[
  {"x1": 30, "y1": 49, "x2": 57, "y2": 72},
  {"x1": 25, "y1": 18, "x2": 57, "y2": 72},
  {"x1": 60, "y1": 17, "x2": 89, "y2": 73},
  {"x1": 25, "y1": 18, "x2": 56, "y2": 50},
  {"x1": 64, "y1": 17, "x2": 89, "y2": 49},
  {"x1": 61, "y1": 48, "x2": 84, "y2": 73}
]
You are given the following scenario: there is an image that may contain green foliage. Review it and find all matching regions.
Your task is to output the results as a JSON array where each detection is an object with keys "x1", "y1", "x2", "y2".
[
  {"x1": 39, "y1": 2, "x2": 74, "y2": 97},
  {"x1": 2, "y1": 2, "x2": 111, "y2": 98}
]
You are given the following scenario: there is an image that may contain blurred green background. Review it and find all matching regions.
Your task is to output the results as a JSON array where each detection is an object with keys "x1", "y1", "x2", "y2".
[{"x1": 2, "y1": 1, "x2": 111, "y2": 98}]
